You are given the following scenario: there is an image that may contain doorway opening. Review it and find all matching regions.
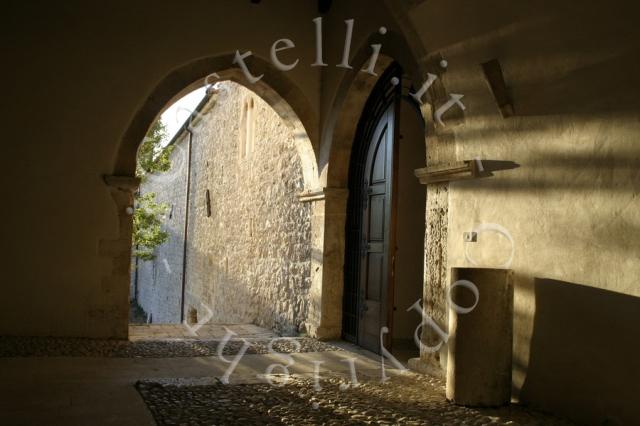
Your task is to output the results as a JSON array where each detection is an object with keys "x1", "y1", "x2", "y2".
[
  {"x1": 342, "y1": 63, "x2": 426, "y2": 361},
  {"x1": 128, "y1": 80, "x2": 315, "y2": 340},
  {"x1": 129, "y1": 87, "x2": 208, "y2": 326}
]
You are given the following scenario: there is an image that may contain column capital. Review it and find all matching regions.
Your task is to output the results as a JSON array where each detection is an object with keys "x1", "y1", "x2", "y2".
[
  {"x1": 298, "y1": 186, "x2": 348, "y2": 203},
  {"x1": 103, "y1": 175, "x2": 141, "y2": 192}
]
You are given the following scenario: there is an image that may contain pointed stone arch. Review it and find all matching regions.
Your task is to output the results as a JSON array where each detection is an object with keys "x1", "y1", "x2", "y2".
[
  {"x1": 104, "y1": 54, "x2": 321, "y2": 338},
  {"x1": 113, "y1": 53, "x2": 320, "y2": 191}
]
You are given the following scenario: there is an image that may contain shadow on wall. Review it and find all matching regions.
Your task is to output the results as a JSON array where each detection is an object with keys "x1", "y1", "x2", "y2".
[
  {"x1": 518, "y1": 278, "x2": 640, "y2": 425},
  {"x1": 453, "y1": 149, "x2": 640, "y2": 193},
  {"x1": 134, "y1": 225, "x2": 185, "y2": 324}
]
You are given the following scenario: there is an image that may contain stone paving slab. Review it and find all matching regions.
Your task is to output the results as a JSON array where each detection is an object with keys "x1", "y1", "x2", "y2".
[
  {"x1": 0, "y1": 336, "x2": 341, "y2": 358},
  {"x1": 1, "y1": 380, "x2": 155, "y2": 426},
  {"x1": 128, "y1": 323, "x2": 278, "y2": 341},
  {"x1": 0, "y1": 348, "x2": 391, "y2": 425},
  {"x1": 0, "y1": 350, "x2": 388, "y2": 385}
]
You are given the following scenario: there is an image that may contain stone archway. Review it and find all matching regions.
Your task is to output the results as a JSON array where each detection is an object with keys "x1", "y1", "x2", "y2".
[
  {"x1": 319, "y1": 31, "x2": 426, "y2": 187},
  {"x1": 114, "y1": 54, "x2": 320, "y2": 189},
  {"x1": 104, "y1": 54, "x2": 321, "y2": 339}
]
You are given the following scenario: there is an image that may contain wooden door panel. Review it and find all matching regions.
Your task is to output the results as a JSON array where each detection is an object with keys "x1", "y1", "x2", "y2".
[
  {"x1": 367, "y1": 242, "x2": 384, "y2": 252},
  {"x1": 366, "y1": 252, "x2": 384, "y2": 301},
  {"x1": 368, "y1": 194, "x2": 386, "y2": 241},
  {"x1": 357, "y1": 105, "x2": 396, "y2": 354},
  {"x1": 363, "y1": 301, "x2": 382, "y2": 335}
]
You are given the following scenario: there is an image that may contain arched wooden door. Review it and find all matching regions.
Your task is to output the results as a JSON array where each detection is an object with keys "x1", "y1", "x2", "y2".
[
  {"x1": 343, "y1": 64, "x2": 402, "y2": 354},
  {"x1": 357, "y1": 104, "x2": 397, "y2": 352}
]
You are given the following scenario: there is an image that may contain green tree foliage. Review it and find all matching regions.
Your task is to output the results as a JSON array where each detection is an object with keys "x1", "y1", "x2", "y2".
[
  {"x1": 136, "y1": 121, "x2": 174, "y2": 178},
  {"x1": 133, "y1": 192, "x2": 169, "y2": 261},
  {"x1": 132, "y1": 121, "x2": 172, "y2": 261}
]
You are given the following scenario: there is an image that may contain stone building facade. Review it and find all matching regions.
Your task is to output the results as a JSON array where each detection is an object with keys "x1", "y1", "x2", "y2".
[{"x1": 134, "y1": 82, "x2": 312, "y2": 335}]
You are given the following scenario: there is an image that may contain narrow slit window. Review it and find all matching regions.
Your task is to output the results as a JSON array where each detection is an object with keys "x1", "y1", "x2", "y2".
[{"x1": 239, "y1": 96, "x2": 255, "y2": 160}]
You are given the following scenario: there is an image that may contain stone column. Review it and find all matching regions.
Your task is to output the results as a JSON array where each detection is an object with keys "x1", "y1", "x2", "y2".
[
  {"x1": 446, "y1": 267, "x2": 514, "y2": 406},
  {"x1": 408, "y1": 59, "x2": 459, "y2": 377},
  {"x1": 97, "y1": 175, "x2": 140, "y2": 339},
  {"x1": 299, "y1": 187, "x2": 349, "y2": 340}
]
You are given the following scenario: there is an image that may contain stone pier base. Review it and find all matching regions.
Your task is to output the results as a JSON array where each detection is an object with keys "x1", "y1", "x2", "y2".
[{"x1": 446, "y1": 268, "x2": 513, "y2": 407}]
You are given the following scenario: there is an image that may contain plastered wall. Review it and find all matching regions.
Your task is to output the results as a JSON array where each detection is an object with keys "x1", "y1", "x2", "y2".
[
  {"x1": 0, "y1": 0, "x2": 320, "y2": 338},
  {"x1": 404, "y1": 0, "x2": 640, "y2": 423}
]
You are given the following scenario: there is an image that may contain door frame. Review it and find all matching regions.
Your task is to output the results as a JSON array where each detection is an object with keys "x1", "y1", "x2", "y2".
[
  {"x1": 342, "y1": 63, "x2": 403, "y2": 352},
  {"x1": 387, "y1": 99, "x2": 401, "y2": 352}
]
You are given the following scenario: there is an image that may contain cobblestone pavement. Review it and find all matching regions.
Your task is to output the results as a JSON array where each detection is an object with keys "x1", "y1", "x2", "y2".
[
  {"x1": 0, "y1": 336, "x2": 341, "y2": 358},
  {"x1": 136, "y1": 373, "x2": 574, "y2": 425}
]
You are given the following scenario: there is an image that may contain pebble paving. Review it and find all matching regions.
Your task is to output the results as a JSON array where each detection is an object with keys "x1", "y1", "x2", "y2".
[
  {"x1": 136, "y1": 373, "x2": 574, "y2": 425},
  {"x1": 0, "y1": 336, "x2": 340, "y2": 358}
]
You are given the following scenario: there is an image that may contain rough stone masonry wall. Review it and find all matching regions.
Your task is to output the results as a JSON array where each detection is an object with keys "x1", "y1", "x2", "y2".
[
  {"x1": 134, "y1": 131, "x2": 189, "y2": 323},
  {"x1": 183, "y1": 82, "x2": 312, "y2": 336}
]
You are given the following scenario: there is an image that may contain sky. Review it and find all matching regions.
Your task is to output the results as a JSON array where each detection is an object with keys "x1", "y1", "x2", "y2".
[{"x1": 160, "y1": 87, "x2": 207, "y2": 145}]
